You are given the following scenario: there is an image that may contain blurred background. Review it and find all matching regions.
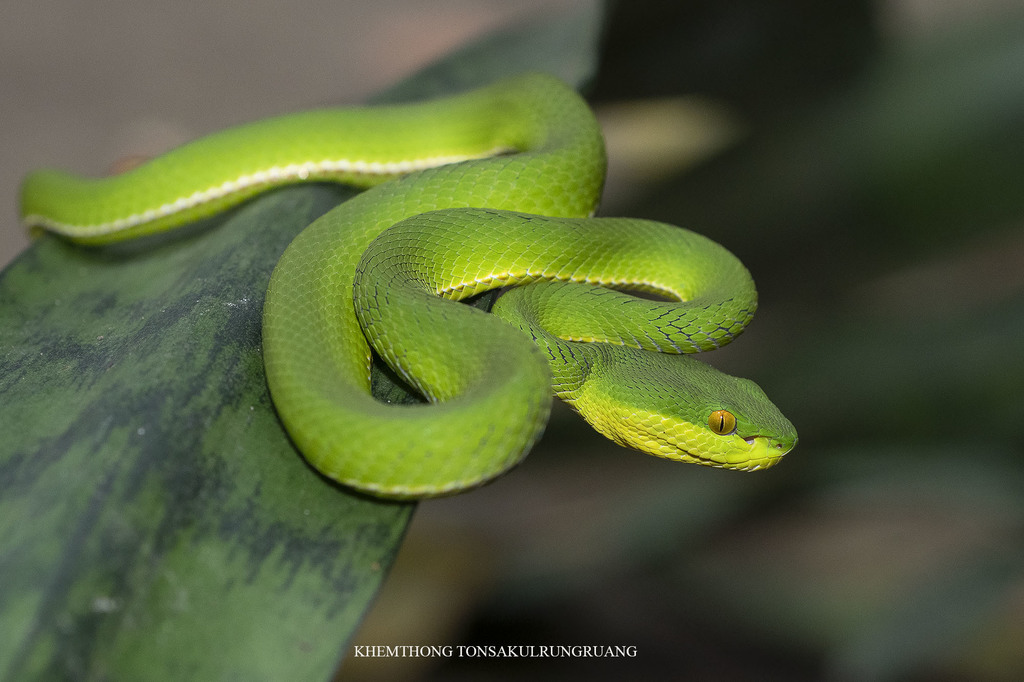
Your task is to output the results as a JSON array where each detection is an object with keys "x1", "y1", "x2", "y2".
[{"x1": 6, "y1": 1, "x2": 1024, "y2": 680}]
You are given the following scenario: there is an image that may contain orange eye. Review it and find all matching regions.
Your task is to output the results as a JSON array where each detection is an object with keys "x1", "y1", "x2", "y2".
[{"x1": 708, "y1": 410, "x2": 737, "y2": 435}]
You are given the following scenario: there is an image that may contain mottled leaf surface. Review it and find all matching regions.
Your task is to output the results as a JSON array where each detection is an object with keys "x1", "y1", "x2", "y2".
[{"x1": 0, "y1": 186, "x2": 413, "y2": 681}]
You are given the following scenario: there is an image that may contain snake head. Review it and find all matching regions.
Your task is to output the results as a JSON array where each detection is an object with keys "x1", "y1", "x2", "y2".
[{"x1": 571, "y1": 348, "x2": 797, "y2": 470}]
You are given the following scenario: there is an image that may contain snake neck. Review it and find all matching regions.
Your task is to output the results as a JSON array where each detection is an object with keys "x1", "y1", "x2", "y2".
[{"x1": 490, "y1": 285, "x2": 595, "y2": 401}]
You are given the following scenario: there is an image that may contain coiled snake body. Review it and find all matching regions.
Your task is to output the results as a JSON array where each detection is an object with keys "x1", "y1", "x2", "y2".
[{"x1": 21, "y1": 74, "x2": 797, "y2": 498}]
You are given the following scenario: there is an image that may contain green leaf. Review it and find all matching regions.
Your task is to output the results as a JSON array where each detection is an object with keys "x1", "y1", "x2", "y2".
[
  {"x1": 0, "y1": 186, "x2": 411, "y2": 681},
  {"x1": 0, "y1": 5, "x2": 605, "y2": 680}
]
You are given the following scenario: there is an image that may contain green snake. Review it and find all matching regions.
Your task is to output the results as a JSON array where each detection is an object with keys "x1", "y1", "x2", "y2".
[{"x1": 20, "y1": 73, "x2": 797, "y2": 499}]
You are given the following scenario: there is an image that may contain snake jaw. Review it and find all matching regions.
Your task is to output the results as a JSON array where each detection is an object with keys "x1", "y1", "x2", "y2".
[{"x1": 733, "y1": 432, "x2": 797, "y2": 471}]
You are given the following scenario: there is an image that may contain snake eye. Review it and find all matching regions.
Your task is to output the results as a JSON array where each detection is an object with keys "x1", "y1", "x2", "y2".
[{"x1": 708, "y1": 409, "x2": 737, "y2": 436}]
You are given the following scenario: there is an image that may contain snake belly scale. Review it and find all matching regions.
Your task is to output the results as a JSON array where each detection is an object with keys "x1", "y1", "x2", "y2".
[{"x1": 20, "y1": 73, "x2": 797, "y2": 499}]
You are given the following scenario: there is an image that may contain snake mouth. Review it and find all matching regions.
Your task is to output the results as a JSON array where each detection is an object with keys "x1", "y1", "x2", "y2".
[
  {"x1": 730, "y1": 434, "x2": 794, "y2": 471},
  {"x1": 744, "y1": 433, "x2": 796, "y2": 453}
]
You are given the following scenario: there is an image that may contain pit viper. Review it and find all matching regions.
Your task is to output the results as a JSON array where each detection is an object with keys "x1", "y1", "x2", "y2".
[{"x1": 20, "y1": 73, "x2": 797, "y2": 499}]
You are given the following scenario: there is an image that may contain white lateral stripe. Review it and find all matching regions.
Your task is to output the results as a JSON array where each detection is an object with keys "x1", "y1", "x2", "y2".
[{"x1": 26, "y1": 150, "x2": 505, "y2": 237}]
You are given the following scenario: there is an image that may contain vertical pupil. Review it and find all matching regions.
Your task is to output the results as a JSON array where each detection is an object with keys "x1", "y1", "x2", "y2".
[{"x1": 709, "y1": 410, "x2": 734, "y2": 434}]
